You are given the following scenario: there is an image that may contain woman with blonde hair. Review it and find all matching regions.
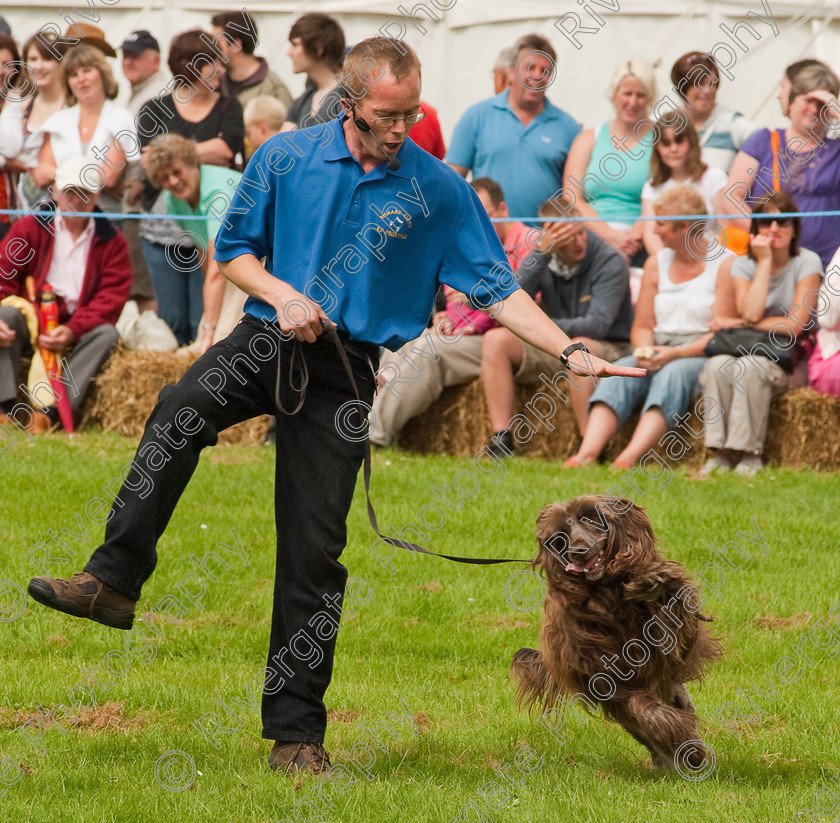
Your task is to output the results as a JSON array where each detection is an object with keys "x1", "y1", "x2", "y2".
[
  {"x1": 563, "y1": 58, "x2": 657, "y2": 266},
  {"x1": 37, "y1": 43, "x2": 138, "y2": 214},
  {"x1": 566, "y1": 186, "x2": 735, "y2": 469}
]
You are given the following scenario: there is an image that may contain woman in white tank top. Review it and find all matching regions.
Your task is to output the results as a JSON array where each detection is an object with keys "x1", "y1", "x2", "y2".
[{"x1": 567, "y1": 186, "x2": 735, "y2": 469}]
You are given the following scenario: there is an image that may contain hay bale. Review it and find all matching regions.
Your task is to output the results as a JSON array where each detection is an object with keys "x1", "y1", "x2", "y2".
[
  {"x1": 81, "y1": 348, "x2": 270, "y2": 446},
  {"x1": 398, "y1": 379, "x2": 840, "y2": 470}
]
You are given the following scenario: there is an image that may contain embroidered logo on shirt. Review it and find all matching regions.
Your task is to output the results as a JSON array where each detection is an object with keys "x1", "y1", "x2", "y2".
[{"x1": 541, "y1": 136, "x2": 552, "y2": 143}]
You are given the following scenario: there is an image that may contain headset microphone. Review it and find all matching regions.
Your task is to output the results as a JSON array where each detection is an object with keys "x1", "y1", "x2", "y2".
[{"x1": 354, "y1": 116, "x2": 401, "y2": 171}]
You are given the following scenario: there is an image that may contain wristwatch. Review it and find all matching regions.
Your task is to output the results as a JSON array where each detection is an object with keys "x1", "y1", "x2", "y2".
[{"x1": 560, "y1": 342, "x2": 590, "y2": 370}]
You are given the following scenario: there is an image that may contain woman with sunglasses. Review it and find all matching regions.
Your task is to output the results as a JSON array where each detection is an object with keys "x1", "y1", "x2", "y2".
[
  {"x1": 641, "y1": 117, "x2": 728, "y2": 255},
  {"x1": 699, "y1": 191, "x2": 822, "y2": 476},
  {"x1": 724, "y1": 59, "x2": 840, "y2": 269}
]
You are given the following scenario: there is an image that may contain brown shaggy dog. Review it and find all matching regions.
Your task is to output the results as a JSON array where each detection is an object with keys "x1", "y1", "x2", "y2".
[{"x1": 511, "y1": 495, "x2": 722, "y2": 769}]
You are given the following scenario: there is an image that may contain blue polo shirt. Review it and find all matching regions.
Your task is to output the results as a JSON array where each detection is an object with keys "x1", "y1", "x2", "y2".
[
  {"x1": 445, "y1": 91, "x2": 581, "y2": 218},
  {"x1": 213, "y1": 116, "x2": 518, "y2": 350}
]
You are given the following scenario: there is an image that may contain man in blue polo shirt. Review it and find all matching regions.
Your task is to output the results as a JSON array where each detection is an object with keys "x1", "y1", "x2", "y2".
[
  {"x1": 28, "y1": 37, "x2": 642, "y2": 778},
  {"x1": 446, "y1": 33, "x2": 581, "y2": 218}
]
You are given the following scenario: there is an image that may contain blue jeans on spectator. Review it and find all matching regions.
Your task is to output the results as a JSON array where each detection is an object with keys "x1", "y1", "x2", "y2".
[
  {"x1": 590, "y1": 355, "x2": 708, "y2": 427},
  {"x1": 141, "y1": 239, "x2": 203, "y2": 346}
]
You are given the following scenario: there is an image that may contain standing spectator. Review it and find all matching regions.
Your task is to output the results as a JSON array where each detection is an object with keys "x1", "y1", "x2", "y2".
[
  {"x1": 724, "y1": 60, "x2": 840, "y2": 269},
  {"x1": 0, "y1": 156, "x2": 131, "y2": 431},
  {"x1": 493, "y1": 46, "x2": 515, "y2": 95},
  {"x1": 118, "y1": 30, "x2": 168, "y2": 115},
  {"x1": 370, "y1": 177, "x2": 532, "y2": 448},
  {"x1": 146, "y1": 136, "x2": 245, "y2": 353},
  {"x1": 671, "y1": 51, "x2": 757, "y2": 174},
  {"x1": 641, "y1": 117, "x2": 729, "y2": 256},
  {"x1": 283, "y1": 13, "x2": 345, "y2": 129},
  {"x1": 0, "y1": 32, "x2": 66, "y2": 212},
  {"x1": 567, "y1": 187, "x2": 735, "y2": 469},
  {"x1": 37, "y1": 44, "x2": 139, "y2": 217},
  {"x1": 0, "y1": 34, "x2": 22, "y2": 239},
  {"x1": 808, "y1": 246, "x2": 840, "y2": 398},
  {"x1": 119, "y1": 30, "x2": 169, "y2": 314},
  {"x1": 699, "y1": 191, "x2": 821, "y2": 475},
  {"x1": 563, "y1": 59, "x2": 656, "y2": 266},
  {"x1": 446, "y1": 34, "x2": 580, "y2": 219},
  {"x1": 481, "y1": 196, "x2": 634, "y2": 454},
  {"x1": 409, "y1": 102, "x2": 445, "y2": 159},
  {"x1": 135, "y1": 29, "x2": 245, "y2": 346},
  {"x1": 211, "y1": 10, "x2": 292, "y2": 109},
  {"x1": 244, "y1": 96, "x2": 287, "y2": 150}
]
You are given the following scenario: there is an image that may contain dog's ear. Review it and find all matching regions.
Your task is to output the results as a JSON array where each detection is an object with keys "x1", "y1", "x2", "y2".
[
  {"x1": 536, "y1": 503, "x2": 565, "y2": 543},
  {"x1": 603, "y1": 500, "x2": 658, "y2": 577}
]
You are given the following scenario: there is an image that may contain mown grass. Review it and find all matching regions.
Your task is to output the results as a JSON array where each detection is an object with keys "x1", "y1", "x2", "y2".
[{"x1": 2, "y1": 431, "x2": 839, "y2": 823}]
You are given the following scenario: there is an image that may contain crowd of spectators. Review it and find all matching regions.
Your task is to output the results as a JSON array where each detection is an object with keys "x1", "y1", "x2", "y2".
[{"x1": 0, "y1": 11, "x2": 839, "y2": 471}]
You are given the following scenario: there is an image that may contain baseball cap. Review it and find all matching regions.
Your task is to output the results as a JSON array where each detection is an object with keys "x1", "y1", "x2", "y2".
[
  {"x1": 120, "y1": 30, "x2": 160, "y2": 54},
  {"x1": 55, "y1": 157, "x2": 100, "y2": 192}
]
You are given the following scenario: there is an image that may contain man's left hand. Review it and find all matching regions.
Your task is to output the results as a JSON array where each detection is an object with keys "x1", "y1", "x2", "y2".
[
  {"x1": 566, "y1": 350, "x2": 646, "y2": 378},
  {"x1": 39, "y1": 325, "x2": 74, "y2": 352}
]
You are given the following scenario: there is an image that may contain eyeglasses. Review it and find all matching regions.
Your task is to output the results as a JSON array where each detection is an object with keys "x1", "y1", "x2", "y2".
[{"x1": 368, "y1": 111, "x2": 426, "y2": 128}]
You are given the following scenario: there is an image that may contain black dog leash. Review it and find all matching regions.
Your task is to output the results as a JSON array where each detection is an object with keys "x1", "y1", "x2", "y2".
[{"x1": 275, "y1": 323, "x2": 531, "y2": 565}]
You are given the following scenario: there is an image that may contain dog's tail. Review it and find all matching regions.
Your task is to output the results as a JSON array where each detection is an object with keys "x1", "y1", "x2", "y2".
[{"x1": 510, "y1": 647, "x2": 561, "y2": 709}]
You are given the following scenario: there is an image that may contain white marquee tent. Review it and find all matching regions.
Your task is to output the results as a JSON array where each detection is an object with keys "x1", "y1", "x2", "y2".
[{"x1": 2, "y1": 0, "x2": 840, "y2": 143}]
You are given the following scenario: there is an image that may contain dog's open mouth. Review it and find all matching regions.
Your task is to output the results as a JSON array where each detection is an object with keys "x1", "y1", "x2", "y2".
[{"x1": 564, "y1": 553, "x2": 604, "y2": 574}]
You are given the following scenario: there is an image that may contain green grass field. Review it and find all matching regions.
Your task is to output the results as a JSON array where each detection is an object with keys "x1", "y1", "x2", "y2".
[{"x1": 3, "y1": 432, "x2": 839, "y2": 823}]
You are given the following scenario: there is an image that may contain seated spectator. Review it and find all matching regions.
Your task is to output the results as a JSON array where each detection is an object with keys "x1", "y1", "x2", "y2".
[
  {"x1": 567, "y1": 186, "x2": 734, "y2": 469},
  {"x1": 211, "y1": 10, "x2": 292, "y2": 109},
  {"x1": 409, "y1": 102, "x2": 446, "y2": 159},
  {"x1": 482, "y1": 196, "x2": 634, "y2": 455},
  {"x1": 369, "y1": 178, "x2": 530, "y2": 447},
  {"x1": 700, "y1": 191, "x2": 822, "y2": 475},
  {"x1": 0, "y1": 32, "x2": 66, "y2": 213},
  {"x1": 145, "y1": 135, "x2": 246, "y2": 353},
  {"x1": 37, "y1": 44, "x2": 139, "y2": 217},
  {"x1": 244, "y1": 96, "x2": 287, "y2": 150},
  {"x1": 670, "y1": 51, "x2": 758, "y2": 174},
  {"x1": 563, "y1": 58, "x2": 656, "y2": 266},
  {"x1": 283, "y1": 13, "x2": 345, "y2": 130},
  {"x1": 446, "y1": 33, "x2": 580, "y2": 219},
  {"x1": 809, "y1": 246, "x2": 840, "y2": 398},
  {"x1": 724, "y1": 59, "x2": 840, "y2": 269},
  {"x1": 0, "y1": 157, "x2": 131, "y2": 431},
  {"x1": 641, "y1": 116, "x2": 729, "y2": 255}
]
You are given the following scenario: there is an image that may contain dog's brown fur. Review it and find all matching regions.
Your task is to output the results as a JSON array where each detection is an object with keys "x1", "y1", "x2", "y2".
[{"x1": 511, "y1": 496, "x2": 723, "y2": 769}]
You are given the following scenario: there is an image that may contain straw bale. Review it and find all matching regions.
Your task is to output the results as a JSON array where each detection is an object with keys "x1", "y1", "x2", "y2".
[
  {"x1": 398, "y1": 378, "x2": 840, "y2": 470},
  {"x1": 80, "y1": 348, "x2": 270, "y2": 446}
]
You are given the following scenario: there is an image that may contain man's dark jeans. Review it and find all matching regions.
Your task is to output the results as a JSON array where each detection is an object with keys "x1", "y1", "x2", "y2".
[{"x1": 85, "y1": 315, "x2": 378, "y2": 742}]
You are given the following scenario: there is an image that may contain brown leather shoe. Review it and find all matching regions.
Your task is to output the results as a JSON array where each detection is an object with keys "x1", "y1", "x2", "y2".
[
  {"x1": 27, "y1": 572, "x2": 136, "y2": 630},
  {"x1": 268, "y1": 741, "x2": 332, "y2": 776}
]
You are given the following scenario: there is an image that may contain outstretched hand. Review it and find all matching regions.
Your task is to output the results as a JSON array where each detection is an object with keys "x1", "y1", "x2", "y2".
[{"x1": 566, "y1": 350, "x2": 646, "y2": 378}]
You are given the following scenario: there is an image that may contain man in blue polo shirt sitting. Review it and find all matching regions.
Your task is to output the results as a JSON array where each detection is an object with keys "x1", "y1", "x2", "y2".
[
  {"x1": 446, "y1": 33, "x2": 581, "y2": 219},
  {"x1": 28, "y1": 37, "x2": 642, "y2": 778}
]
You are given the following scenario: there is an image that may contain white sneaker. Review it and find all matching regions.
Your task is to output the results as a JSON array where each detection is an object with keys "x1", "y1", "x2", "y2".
[
  {"x1": 734, "y1": 455, "x2": 764, "y2": 476},
  {"x1": 700, "y1": 455, "x2": 733, "y2": 476}
]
